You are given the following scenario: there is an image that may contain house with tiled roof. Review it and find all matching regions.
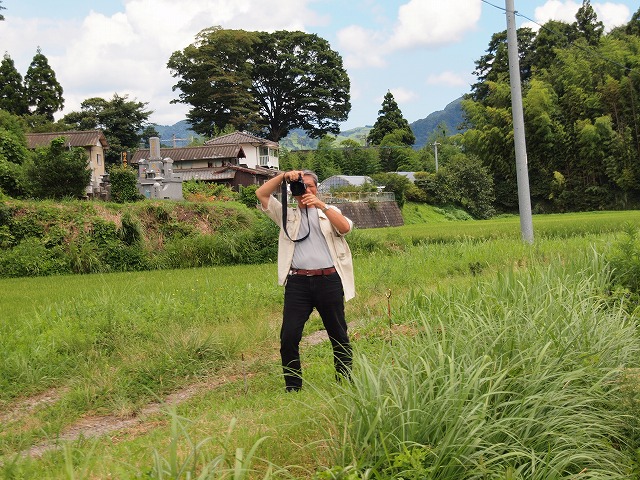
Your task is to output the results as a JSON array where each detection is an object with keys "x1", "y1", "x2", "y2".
[
  {"x1": 130, "y1": 137, "x2": 279, "y2": 191},
  {"x1": 204, "y1": 131, "x2": 279, "y2": 169},
  {"x1": 25, "y1": 130, "x2": 109, "y2": 197}
]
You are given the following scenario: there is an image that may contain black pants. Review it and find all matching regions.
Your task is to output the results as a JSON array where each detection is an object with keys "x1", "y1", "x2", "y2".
[{"x1": 281, "y1": 272, "x2": 352, "y2": 391}]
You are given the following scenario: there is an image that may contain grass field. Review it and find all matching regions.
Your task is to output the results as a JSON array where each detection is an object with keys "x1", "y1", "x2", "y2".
[{"x1": 0, "y1": 208, "x2": 639, "y2": 478}]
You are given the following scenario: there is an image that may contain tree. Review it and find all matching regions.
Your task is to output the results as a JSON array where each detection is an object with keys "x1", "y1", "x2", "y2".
[
  {"x1": 62, "y1": 93, "x2": 153, "y2": 165},
  {"x1": 168, "y1": 28, "x2": 260, "y2": 138},
  {"x1": 0, "y1": 53, "x2": 28, "y2": 115},
  {"x1": 23, "y1": 137, "x2": 91, "y2": 199},
  {"x1": 377, "y1": 130, "x2": 415, "y2": 172},
  {"x1": 168, "y1": 28, "x2": 350, "y2": 141},
  {"x1": 0, "y1": 0, "x2": 5, "y2": 21},
  {"x1": 573, "y1": 0, "x2": 604, "y2": 46},
  {"x1": 339, "y1": 139, "x2": 380, "y2": 176},
  {"x1": 471, "y1": 28, "x2": 536, "y2": 103},
  {"x1": 530, "y1": 20, "x2": 574, "y2": 72},
  {"x1": 108, "y1": 165, "x2": 140, "y2": 203},
  {"x1": 0, "y1": 111, "x2": 29, "y2": 197},
  {"x1": 24, "y1": 47, "x2": 64, "y2": 121},
  {"x1": 624, "y1": 7, "x2": 640, "y2": 36},
  {"x1": 367, "y1": 91, "x2": 415, "y2": 146},
  {"x1": 371, "y1": 172, "x2": 411, "y2": 208}
]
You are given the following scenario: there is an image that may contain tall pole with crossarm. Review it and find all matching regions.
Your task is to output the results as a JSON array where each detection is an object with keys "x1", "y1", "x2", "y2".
[{"x1": 505, "y1": 0, "x2": 534, "y2": 243}]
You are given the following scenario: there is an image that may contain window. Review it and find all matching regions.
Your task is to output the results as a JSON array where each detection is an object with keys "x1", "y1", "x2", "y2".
[
  {"x1": 96, "y1": 154, "x2": 102, "y2": 166},
  {"x1": 259, "y1": 146, "x2": 269, "y2": 166}
]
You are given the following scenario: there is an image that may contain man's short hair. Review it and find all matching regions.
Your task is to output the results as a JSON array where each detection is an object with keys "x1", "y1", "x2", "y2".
[{"x1": 303, "y1": 170, "x2": 318, "y2": 186}]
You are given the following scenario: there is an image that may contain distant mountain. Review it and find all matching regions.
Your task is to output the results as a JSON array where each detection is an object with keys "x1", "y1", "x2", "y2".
[
  {"x1": 279, "y1": 126, "x2": 372, "y2": 151},
  {"x1": 152, "y1": 97, "x2": 465, "y2": 151},
  {"x1": 410, "y1": 97, "x2": 466, "y2": 149},
  {"x1": 152, "y1": 120, "x2": 202, "y2": 147}
]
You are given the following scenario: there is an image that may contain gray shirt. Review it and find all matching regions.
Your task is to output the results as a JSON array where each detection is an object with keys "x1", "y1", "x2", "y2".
[{"x1": 291, "y1": 207, "x2": 334, "y2": 269}]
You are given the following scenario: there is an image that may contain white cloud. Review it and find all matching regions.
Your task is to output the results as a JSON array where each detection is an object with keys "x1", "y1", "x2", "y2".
[
  {"x1": 593, "y1": 2, "x2": 632, "y2": 30},
  {"x1": 387, "y1": 0, "x2": 482, "y2": 51},
  {"x1": 426, "y1": 71, "x2": 469, "y2": 88},
  {"x1": 527, "y1": 1, "x2": 631, "y2": 31},
  {"x1": 1, "y1": 0, "x2": 323, "y2": 125},
  {"x1": 338, "y1": 0, "x2": 482, "y2": 70},
  {"x1": 386, "y1": 87, "x2": 418, "y2": 104},
  {"x1": 337, "y1": 25, "x2": 387, "y2": 69}
]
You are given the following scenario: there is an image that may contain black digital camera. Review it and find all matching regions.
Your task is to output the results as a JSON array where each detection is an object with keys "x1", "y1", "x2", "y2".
[{"x1": 288, "y1": 174, "x2": 307, "y2": 196}]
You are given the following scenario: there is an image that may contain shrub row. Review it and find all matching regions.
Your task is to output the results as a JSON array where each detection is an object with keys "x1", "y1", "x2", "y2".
[{"x1": 0, "y1": 199, "x2": 279, "y2": 278}]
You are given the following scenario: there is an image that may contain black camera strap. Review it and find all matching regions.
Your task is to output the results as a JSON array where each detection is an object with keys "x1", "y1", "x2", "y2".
[{"x1": 281, "y1": 180, "x2": 310, "y2": 243}]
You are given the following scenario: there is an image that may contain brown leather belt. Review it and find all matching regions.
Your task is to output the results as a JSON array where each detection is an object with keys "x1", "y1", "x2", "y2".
[{"x1": 289, "y1": 267, "x2": 337, "y2": 276}]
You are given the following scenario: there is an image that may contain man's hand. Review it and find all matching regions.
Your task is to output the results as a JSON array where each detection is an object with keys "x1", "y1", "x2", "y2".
[
  {"x1": 283, "y1": 170, "x2": 304, "y2": 182},
  {"x1": 299, "y1": 192, "x2": 324, "y2": 209}
]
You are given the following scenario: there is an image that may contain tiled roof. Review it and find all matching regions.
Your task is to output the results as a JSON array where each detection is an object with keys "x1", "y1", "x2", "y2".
[
  {"x1": 178, "y1": 165, "x2": 277, "y2": 182},
  {"x1": 130, "y1": 145, "x2": 244, "y2": 164},
  {"x1": 204, "y1": 131, "x2": 279, "y2": 147},
  {"x1": 179, "y1": 168, "x2": 236, "y2": 181},
  {"x1": 26, "y1": 130, "x2": 109, "y2": 149}
]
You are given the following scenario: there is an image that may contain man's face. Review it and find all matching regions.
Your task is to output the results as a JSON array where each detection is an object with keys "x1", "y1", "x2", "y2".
[{"x1": 298, "y1": 175, "x2": 317, "y2": 196}]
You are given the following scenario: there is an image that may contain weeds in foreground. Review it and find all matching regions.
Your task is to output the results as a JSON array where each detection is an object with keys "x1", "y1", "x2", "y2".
[{"x1": 319, "y1": 250, "x2": 640, "y2": 479}]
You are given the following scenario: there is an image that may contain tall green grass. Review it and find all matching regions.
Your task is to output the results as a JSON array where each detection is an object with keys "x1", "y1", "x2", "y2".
[
  {"x1": 1, "y1": 212, "x2": 639, "y2": 478},
  {"x1": 322, "y1": 249, "x2": 640, "y2": 478}
]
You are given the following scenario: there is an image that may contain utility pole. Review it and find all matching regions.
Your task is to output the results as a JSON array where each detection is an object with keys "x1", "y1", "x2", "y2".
[
  {"x1": 433, "y1": 141, "x2": 440, "y2": 172},
  {"x1": 505, "y1": 0, "x2": 534, "y2": 244}
]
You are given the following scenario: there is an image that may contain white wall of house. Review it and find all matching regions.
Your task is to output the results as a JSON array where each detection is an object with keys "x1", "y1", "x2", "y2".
[
  {"x1": 239, "y1": 145, "x2": 279, "y2": 169},
  {"x1": 87, "y1": 142, "x2": 106, "y2": 193},
  {"x1": 174, "y1": 159, "x2": 225, "y2": 169}
]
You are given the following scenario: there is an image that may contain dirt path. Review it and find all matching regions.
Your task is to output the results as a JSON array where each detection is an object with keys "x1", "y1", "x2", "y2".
[{"x1": 7, "y1": 328, "x2": 332, "y2": 459}]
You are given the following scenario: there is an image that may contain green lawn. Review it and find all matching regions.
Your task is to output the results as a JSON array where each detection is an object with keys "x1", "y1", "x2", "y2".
[{"x1": 1, "y1": 209, "x2": 639, "y2": 478}]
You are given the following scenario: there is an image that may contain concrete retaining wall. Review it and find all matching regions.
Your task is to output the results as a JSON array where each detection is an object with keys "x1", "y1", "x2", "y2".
[{"x1": 335, "y1": 201, "x2": 404, "y2": 229}]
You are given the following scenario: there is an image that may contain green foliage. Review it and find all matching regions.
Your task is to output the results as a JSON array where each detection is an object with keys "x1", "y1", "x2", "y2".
[
  {"x1": 61, "y1": 93, "x2": 153, "y2": 165},
  {"x1": 0, "y1": 128, "x2": 28, "y2": 166},
  {"x1": 371, "y1": 172, "x2": 411, "y2": 208},
  {"x1": 24, "y1": 47, "x2": 64, "y2": 121},
  {"x1": 0, "y1": 237, "x2": 67, "y2": 277},
  {"x1": 377, "y1": 131, "x2": 416, "y2": 172},
  {"x1": 182, "y1": 180, "x2": 237, "y2": 201},
  {"x1": 465, "y1": 8, "x2": 640, "y2": 213},
  {"x1": 323, "y1": 251, "x2": 639, "y2": 479},
  {"x1": 0, "y1": 53, "x2": 28, "y2": 115},
  {"x1": 425, "y1": 155, "x2": 496, "y2": 219},
  {"x1": 367, "y1": 91, "x2": 415, "y2": 146},
  {"x1": 0, "y1": 199, "x2": 281, "y2": 278},
  {"x1": 149, "y1": 414, "x2": 273, "y2": 480},
  {"x1": 22, "y1": 137, "x2": 91, "y2": 199},
  {"x1": 168, "y1": 28, "x2": 350, "y2": 141},
  {"x1": 108, "y1": 164, "x2": 141, "y2": 203},
  {"x1": 608, "y1": 223, "x2": 640, "y2": 301},
  {"x1": 238, "y1": 184, "x2": 258, "y2": 208},
  {"x1": 0, "y1": 157, "x2": 26, "y2": 198}
]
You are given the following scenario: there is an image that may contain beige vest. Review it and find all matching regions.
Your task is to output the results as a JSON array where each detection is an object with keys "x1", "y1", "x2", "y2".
[{"x1": 261, "y1": 196, "x2": 356, "y2": 301}]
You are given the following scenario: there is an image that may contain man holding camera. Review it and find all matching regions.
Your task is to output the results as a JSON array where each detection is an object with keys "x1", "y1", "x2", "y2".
[{"x1": 256, "y1": 170, "x2": 355, "y2": 392}]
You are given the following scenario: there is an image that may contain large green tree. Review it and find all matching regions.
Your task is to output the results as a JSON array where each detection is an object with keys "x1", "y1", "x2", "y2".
[
  {"x1": 24, "y1": 47, "x2": 64, "y2": 122},
  {"x1": 62, "y1": 93, "x2": 154, "y2": 165},
  {"x1": 23, "y1": 137, "x2": 91, "y2": 199},
  {"x1": 168, "y1": 27, "x2": 351, "y2": 141},
  {"x1": 0, "y1": 53, "x2": 28, "y2": 116},
  {"x1": 366, "y1": 91, "x2": 415, "y2": 147}
]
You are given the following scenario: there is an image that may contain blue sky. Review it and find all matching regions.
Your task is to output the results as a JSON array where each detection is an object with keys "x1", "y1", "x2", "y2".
[{"x1": 1, "y1": 0, "x2": 637, "y2": 129}]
